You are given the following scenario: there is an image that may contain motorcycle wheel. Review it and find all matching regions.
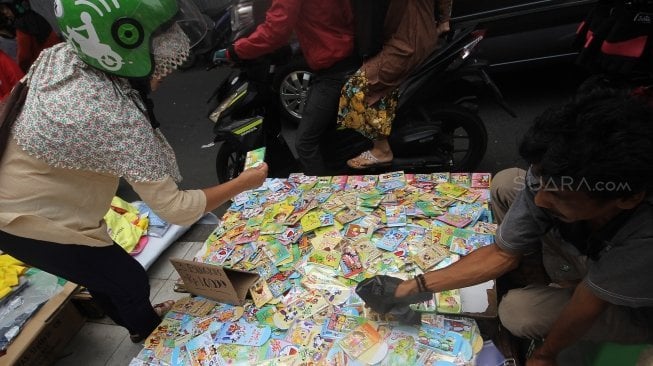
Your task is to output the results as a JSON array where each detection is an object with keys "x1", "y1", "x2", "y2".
[
  {"x1": 405, "y1": 104, "x2": 487, "y2": 172},
  {"x1": 216, "y1": 143, "x2": 245, "y2": 183},
  {"x1": 273, "y1": 58, "x2": 314, "y2": 127}
]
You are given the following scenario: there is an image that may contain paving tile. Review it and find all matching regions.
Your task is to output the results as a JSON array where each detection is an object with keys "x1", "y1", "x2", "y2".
[
  {"x1": 183, "y1": 241, "x2": 205, "y2": 260},
  {"x1": 106, "y1": 337, "x2": 143, "y2": 366},
  {"x1": 148, "y1": 278, "x2": 167, "y2": 302},
  {"x1": 54, "y1": 322, "x2": 127, "y2": 366},
  {"x1": 178, "y1": 223, "x2": 216, "y2": 242},
  {"x1": 151, "y1": 278, "x2": 191, "y2": 306}
]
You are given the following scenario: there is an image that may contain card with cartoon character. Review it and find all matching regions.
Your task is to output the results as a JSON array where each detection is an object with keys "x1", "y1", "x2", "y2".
[
  {"x1": 385, "y1": 204, "x2": 407, "y2": 227},
  {"x1": 338, "y1": 322, "x2": 382, "y2": 359},
  {"x1": 375, "y1": 227, "x2": 408, "y2": 251},
  {"x1": 436, "y1": 213, "x2": 472, "y2": 228},
  {"x1": 244, "y1": 147, "x2": 266, "y2": 169},
  {"x1": 417, "y1": 324, "x2": 464, "y2": 356},
  {"x1": 471, "y1": 172, "x2": 492, "y2": 188},
  {"x1": 308, "y1": 249, "x2": 342, "y2": 269},
  {"x1": 432, "y1": 172, "x2": 450, "y2": 183},
  {"x1": 412, "y1": 246, "x2": 448, "y2": 271},
  {"x1": 384, "y1": 326, "x2": 420, "y2": 365},
  {"x1": 321, "y1": 312, "x2": 367, "y2": 340},
  {"x1": 250, "y1": 278, "x2": 274, "y2": 308},
  {"x1": 436, "y1": 182, "x2": 468, "y2": 198},
  {"x1": 301, "y1": 210, "x2": 329, "y2": 232},
  {"x1": 436, "y1": 289, "x2": 463, "y2": 314},
  {"x1": 335, "y1": 207, "x2": 366, "y2": 225},
  {"x1": 344, "y1": 222, "x2": 371, "y2": 239},
  {"x1": 214, "y1": 321, "x2": 271, "y2": 347},
  {"x1": 339, "y1": 242, "x2": 364, "y2": 278},
  {"x1": 171, "y1": 297, "x2": 216, "y2": 317}
]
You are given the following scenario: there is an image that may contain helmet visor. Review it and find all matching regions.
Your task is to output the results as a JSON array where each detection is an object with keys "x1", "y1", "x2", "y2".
[{"x1": 169, "y1": 0, "x2": 207, "y2": 49}]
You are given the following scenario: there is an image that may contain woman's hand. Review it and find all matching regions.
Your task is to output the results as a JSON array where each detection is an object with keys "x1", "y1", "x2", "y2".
[
  {"x1": 437, "y1": 20, "x2": 451, "y2": 34},
  {"x1": 237, "y1": 162, "x2": 268, "y2": 190}
]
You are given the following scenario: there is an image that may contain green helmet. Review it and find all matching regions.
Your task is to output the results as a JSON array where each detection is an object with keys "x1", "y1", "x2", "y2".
[{"x1": 54, "y1": 0, "x2": 205, "y2": 78}]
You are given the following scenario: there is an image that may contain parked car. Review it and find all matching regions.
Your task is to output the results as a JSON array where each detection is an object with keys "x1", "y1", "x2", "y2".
[{"x1": 452, "y1": 0, "x2": 598, "y2": 71}]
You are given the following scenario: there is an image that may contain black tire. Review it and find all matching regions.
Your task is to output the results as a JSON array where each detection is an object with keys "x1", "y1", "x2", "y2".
[
  {"x1": 216, "y1": 143, "x2": 245, "y2": 183},
  {"x1": 273, "y1": 57, "x2": 314, "y2": 126},
  {"x1": 404, "y1": 104, "x2": 487, "y2": 172}
]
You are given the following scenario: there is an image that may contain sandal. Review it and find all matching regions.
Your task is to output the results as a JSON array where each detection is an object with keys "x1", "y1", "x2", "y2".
[
  {"x1": 130, "y1": 333, "x2": 145, "y2": 343},
  {"x1": 129, "y1": 300, "x2": 176, "y2": 344},
  {"x1": 153, "y1": 300, "x2": 175, "y2": 318},
  {"x1": 347, "y1": 150, "x2": 392, "y2": 169}
]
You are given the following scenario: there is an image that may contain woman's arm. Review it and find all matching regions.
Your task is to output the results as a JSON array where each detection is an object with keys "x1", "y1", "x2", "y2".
[
  {"x1": 129, "y1": 163, "x2": 268, "y2": 226},
  {"x1": 202, "y1": 163, "x2": 268, "y2": 213}
]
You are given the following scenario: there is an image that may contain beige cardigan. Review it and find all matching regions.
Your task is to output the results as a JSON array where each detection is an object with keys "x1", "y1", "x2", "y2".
[{"x1": 0, "y1": 138, "x2": 206, "y2": 247}]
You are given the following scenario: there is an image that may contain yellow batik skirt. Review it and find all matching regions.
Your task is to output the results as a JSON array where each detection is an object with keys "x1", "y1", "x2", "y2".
[{"x1": 337, "y1": 70, "x2": 398, "y2": 140}]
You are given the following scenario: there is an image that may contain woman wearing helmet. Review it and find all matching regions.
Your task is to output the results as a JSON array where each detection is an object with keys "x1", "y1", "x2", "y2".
[{"x1": 0, "y1": 0, "x2": 267, "y2": 343}]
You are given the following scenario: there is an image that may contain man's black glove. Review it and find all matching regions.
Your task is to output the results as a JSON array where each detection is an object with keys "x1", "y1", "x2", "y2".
[{"x1": 355, "y1": 275, "x2": 432, "y2": 324}]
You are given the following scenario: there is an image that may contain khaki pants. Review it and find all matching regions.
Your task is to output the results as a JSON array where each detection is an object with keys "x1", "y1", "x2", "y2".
[{"x1": 491, "y1": 168, "x2": 652, "y2": 343}]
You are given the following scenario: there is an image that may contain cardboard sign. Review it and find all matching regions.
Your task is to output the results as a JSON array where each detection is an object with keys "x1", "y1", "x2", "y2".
[{"x1": 170, "y1": 258, "x2": 260, "y2": 306}]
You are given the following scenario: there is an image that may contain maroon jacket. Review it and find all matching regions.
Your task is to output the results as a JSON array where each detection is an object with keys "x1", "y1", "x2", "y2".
[
  {"x1": 231, "y1": 0, "x2": 355, "y2": 71},
  {"x1": 0, "y1": 50, "x2": 23, "y2": 101}
]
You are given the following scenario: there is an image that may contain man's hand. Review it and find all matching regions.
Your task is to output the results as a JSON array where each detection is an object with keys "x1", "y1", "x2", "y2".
[
  {"x1": 212, "y1": 49, "x2": 230, "y2": 64},
  {"x1": 394, "y1": 279, "x2": 419, "y2": 298},
  {"x1": 236, "y1": 162, "x2": 268, "y2": 190}
]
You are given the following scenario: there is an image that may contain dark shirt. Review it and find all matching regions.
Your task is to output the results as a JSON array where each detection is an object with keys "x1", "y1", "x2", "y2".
[{"x1": 496, "y1": 167, "x2": 653, "y2": 308}]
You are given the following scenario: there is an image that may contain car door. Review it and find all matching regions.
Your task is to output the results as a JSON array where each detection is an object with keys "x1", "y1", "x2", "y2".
[{"x1": 451, "y1": 0, "x2": 598, "y2": 69}]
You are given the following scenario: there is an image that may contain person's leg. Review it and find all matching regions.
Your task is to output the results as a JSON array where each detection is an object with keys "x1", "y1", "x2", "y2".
[
  {"x1": 498, "y1": 285, "x2": 574, "y2": 339},
  {"x1": 490, "y1": 167, "x2": 526, "y2": 225},
  {"x1": 499, "y1": 285, "x2": 653, "y2": 343},
  {"x1": 295, "y1": 72, "x2": 346, "y2": 176},
  {"x1": 371, "y1": 138, "x2": 392, "y2": 160},
  {"x1": 347, "y1": 138, "x2": 393, "y2": 169},
  {"x1": 0, "y1": 230, "x2": 162, "y2": 337}
]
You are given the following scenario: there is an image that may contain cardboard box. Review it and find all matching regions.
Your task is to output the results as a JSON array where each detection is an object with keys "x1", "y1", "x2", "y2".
[
  {"x1": 1, "y1": 282, "x2": 85, "y2": 366},
  {"x1": 170, "y1": 258, "x2": 260, "y2": 305}
]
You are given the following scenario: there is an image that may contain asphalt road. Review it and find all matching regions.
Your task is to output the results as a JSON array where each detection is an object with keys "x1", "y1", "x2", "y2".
[{"x1": 118, "y1": 62, "x2": 587, "y2": 207}]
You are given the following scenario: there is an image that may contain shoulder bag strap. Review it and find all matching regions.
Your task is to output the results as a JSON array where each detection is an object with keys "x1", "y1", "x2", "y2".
[{"x1": 0, "y1": 81, "x2": 29, "y2": 161}]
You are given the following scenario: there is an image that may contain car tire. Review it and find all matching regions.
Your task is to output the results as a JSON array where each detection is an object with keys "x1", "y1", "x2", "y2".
[{"x1": 273, "y1": 57, "x2": 314, "y2": 127}]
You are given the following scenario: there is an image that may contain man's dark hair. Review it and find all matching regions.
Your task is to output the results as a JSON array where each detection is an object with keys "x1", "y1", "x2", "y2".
[{"x1": 519, "y1": 87, "x2": 653, "y2": 199}]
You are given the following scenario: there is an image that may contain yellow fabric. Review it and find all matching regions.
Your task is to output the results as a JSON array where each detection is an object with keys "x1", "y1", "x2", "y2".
[
  {"x1": 104, "y1": 197, "x2": 149, "y2": 253},
  {"x1": 338, "y1": 70, "x2": 398, "y2": 140},
  {"x1": 0, "y1": 254, "x2": 26, "y2": 299}
]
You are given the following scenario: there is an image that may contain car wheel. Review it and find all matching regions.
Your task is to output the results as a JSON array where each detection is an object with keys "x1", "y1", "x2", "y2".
[{"x1": 274, "y1": 58, "x2": 314, "y2": 126}]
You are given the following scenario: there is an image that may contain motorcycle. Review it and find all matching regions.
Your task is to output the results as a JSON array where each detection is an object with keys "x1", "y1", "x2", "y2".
[
  {"x1": 207, "y1": 23, "x2": 516, "y2": 183},
  {"x1": 180, "y1": 0, "x2": 233, "y2": 68}
]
